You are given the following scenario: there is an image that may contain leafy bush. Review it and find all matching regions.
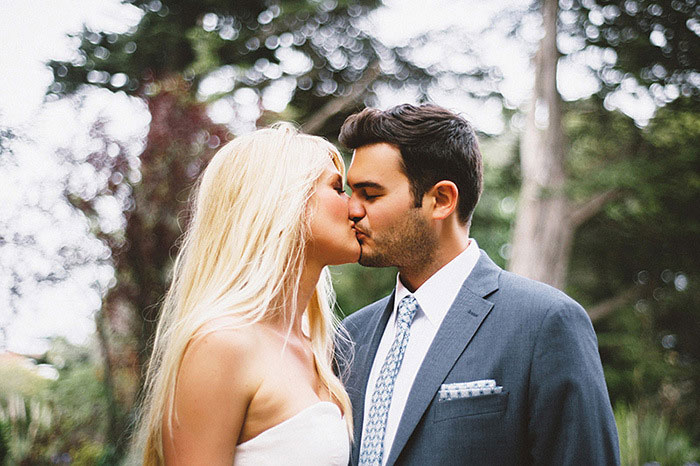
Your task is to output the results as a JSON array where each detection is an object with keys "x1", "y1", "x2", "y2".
[
  {"x1": 0, "y1": 418, "x2": 10, "y2": 465},
  {"x1": 0, "y1": 338, "x2": 112, "y2": 463},
  {"x1": 0, "y1": 393, "x2": 53, "y2": 464},
  {"x1": 616, "y1": 404, "x2": 699, "y2": 466}
]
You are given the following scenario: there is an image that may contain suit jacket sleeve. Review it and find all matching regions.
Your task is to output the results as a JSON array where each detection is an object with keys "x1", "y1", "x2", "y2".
[{"x1": 527, "y1": 299, "x2": 620, "y2": 465}]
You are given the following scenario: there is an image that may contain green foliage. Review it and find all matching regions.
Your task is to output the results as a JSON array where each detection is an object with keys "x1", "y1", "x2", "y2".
[
  {"x1": 561, "y1": 0, "x2": 700, "y2": 97},
  {"x1": 48, "y1": 365, "x2": 109, "y2": 442},
  {"x1": 471, "y1": 132, "x2": 521, "y2": 269},
  {"x1": 616, "y1": 404, "x2": 699, "y2": 465},
  {"x1": 0, "y1": 393, "x2": 53, "y2": 464},
  {"x1": 0, "y1": 357, "x2": 53, "y2": 463},
  {"x1": 0, "y1": 418, "x2": 9, "y2": 465},
  {"x1": 49, "y1": 0, "x2": 498, "y2": 139},
  {"x1": 566, "y1": 98, "x2": 700, "y2": 443},
  {"x1": 598, "y1": 305, "x2": 678, "y2": 404},
  {"x1": 71, "y1": 441, "x2": 112, "y2": 466},
  {"x1": 331, "y1": 263, "x2": 396, "y2": 317},
  {"x1": 0, "y1": 339, "x2": 112, "y2": 464}
]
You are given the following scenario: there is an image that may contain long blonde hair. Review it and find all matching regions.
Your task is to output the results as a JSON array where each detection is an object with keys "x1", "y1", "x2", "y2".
[{"x1": 133, "y1": 123, "x2": 352, "y2": 464}]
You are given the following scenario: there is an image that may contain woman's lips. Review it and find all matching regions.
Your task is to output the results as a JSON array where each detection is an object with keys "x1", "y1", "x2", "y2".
[{"x1": 353, "y1": 227, "x2": 368, "y2": 240}]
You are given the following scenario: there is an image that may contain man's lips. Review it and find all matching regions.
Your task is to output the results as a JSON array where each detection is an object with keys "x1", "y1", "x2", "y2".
[{"x1": 352, "y1": 226, "x2": 368, "y2": 239}]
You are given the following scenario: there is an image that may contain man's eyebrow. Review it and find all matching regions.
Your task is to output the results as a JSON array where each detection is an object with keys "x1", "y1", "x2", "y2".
[{"x1": 349, "y1": 181, "x2": 385, "y2": 190}]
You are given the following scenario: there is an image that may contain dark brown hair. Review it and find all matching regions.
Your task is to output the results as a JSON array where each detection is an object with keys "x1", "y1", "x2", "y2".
[{"x1": 339, "y1": 103, "x2": 483, "y2": 225}]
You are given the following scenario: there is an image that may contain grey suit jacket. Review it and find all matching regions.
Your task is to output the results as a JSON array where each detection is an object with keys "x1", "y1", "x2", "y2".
[{"x1": 338, "y1": 250, "x2": 620, "y2": 465}]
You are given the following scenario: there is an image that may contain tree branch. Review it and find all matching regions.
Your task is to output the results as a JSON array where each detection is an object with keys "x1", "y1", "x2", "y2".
[
  {"x1": 302, "y1": 60, "x2": 381, "y2": 134},
  {"x1": 568, "y1": 189, "x2": 620, "y2": 228},
  {"x1": 588, "y1": 285, "x2": 643, "y2": 322}
]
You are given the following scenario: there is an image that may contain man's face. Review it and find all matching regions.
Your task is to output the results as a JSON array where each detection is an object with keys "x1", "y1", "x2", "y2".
[{"x1": 347, "y1": 142, "x2": 437, "y2": 269}]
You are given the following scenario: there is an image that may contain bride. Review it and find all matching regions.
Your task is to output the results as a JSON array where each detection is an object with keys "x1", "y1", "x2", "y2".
[{"x1": 133, "y1": 123, "x2": 359, "y2": 464}]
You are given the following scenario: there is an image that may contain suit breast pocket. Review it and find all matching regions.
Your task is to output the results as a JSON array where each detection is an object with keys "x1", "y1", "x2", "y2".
[{"x1": 433, "y1": 391, "x2": 509, "y2": 423}]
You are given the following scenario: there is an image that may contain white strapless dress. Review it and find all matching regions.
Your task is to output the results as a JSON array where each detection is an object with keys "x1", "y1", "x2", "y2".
[{"x1": 233, "y1": 402, "x2": 350, "y2": 465}]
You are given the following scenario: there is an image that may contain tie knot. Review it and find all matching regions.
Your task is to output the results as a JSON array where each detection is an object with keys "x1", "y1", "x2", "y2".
[{"x1": 397, "y1": 295, "x2": 418, "y2": 328}]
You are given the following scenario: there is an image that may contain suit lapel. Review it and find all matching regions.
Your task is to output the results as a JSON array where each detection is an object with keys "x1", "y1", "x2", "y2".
[
  {"x1": 385, "y1": 251, "x2": 501, "y2": 465},
  {"x1": 350, "y1": 292, "x2": 395, "y2": 464}
]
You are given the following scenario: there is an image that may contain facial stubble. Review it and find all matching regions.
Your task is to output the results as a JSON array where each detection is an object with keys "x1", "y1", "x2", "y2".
[{"x1": 358, "y1": 207, "x2": 437, "y2": 271}]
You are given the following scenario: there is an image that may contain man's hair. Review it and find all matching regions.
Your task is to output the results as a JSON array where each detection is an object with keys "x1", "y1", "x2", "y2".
[{"x1": 339, "y1": 103, "x2": 483, "y2": 225}]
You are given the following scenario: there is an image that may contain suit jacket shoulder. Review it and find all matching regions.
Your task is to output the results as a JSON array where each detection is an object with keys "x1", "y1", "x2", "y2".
[
  {"x1": 498, "y1": 268, "x2": 583, "y2": 309},
  {"x1": 491, "y1": 267, "x2": 592, "y2": 332},
  {"x1": 341, "y1": 294, "x2": 392, "y2": 341}
]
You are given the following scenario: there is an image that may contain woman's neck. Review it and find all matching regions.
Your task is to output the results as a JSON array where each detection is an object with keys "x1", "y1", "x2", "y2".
[
  {"x1": 268, "y1": 258, "x2": 323, "y2": 338},
  {"x1": 298, "y1": 260, "x2": 323, "y2": 315}
]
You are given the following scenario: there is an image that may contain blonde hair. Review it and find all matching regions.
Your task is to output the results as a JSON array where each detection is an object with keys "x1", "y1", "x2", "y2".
[{"x1": 132, "y1": 123, "x2": 352, "y2": 464}]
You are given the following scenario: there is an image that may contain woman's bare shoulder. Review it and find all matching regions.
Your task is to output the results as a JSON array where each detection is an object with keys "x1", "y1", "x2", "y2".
[
  {"x1": 165, "y1": 320, "x2": 265, "y2": 461},
  {"x1": 183, "y1": 318, "x2": 265, "y2": 379},
  {"x1": 169, "y1": 320, "x2": 264, "y2": 430},
  {"x1": 193, "y1": 317, "x2": 261, "y2": 349}
]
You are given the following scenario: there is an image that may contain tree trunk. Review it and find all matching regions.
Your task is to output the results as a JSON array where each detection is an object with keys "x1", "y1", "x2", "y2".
[
  {"x1": 507, "y1": 0, "x2": 573, "y2": 290},
  {"x1": 94, "y1": 307, "x2": 125, "y2": 457}
]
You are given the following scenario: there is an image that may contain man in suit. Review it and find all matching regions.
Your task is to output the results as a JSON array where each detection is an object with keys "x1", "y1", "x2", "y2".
[{"x1": 336, "y1": 104, "x2": 619, "y2": 465}]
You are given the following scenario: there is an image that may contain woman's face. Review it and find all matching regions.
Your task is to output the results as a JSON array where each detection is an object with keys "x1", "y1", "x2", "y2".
[{"x1": 307, "y1": 160, "x2": 361, "y2": 266}]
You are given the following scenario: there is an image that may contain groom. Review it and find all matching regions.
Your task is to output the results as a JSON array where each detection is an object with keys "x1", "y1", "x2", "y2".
[{"x1": 337, "y1": 104, "x2": 619, "y2": 465}]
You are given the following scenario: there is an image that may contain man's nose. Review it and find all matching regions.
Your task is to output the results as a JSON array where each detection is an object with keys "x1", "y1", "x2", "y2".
[{"x1": 348, "y1": 194, "x2": 365, "y2": 222}]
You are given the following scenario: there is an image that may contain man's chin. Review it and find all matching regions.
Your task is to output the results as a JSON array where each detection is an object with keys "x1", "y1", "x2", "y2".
[{"x1": 358, "y1": 250, "x2": 389, "y2": 268}]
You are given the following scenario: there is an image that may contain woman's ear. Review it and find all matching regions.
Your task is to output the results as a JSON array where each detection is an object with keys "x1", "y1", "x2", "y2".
[{"x1": 427, "y1": 180, "x2": 459, "y2": 220}]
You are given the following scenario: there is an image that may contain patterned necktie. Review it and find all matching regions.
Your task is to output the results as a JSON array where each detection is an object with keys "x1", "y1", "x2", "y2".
[{"x1": 359, "y1": 295, "x2": 419, "y2": 466}]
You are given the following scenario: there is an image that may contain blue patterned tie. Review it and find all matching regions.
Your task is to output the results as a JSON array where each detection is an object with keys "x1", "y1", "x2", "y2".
[{"x1": 359, "y1": 295, "x2": 419, "y2": 466}]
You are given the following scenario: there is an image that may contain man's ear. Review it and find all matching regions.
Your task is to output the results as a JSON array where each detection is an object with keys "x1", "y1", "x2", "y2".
[{"x1": 427, "y1": 181, "x2": 459, "y2": 220}]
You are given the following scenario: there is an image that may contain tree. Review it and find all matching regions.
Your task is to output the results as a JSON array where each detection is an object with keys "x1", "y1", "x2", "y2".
[
  {"x1": 565, "y1": 0, "x2": 699, "y2": 99},
  {"x1": 49, "y1": 0, "x2": 497, "y2": 137},
  {"x1": 508, "y1": 0, "x2": 699, "y2": 292},
  {"x1": 52, "y1": 85, "x2": 228, "y2": 456},
  {"x1": 501, "y1": 0, "x2": 699, "y2": 437},
  {"x1": 508, "y1": 0, "x2": 573, "y2": 289},
  {"x1": 0, "y1": 337, "x2": 116, "y2": 463}
]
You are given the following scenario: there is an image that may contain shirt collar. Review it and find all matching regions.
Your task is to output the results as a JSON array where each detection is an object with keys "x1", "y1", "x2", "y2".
[{"x1": 394, "y1": 239, "x2": 480, "y2": 327}]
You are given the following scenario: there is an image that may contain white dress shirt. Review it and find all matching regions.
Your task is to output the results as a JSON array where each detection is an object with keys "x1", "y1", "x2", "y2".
[{"x1": 360, "y1": 239, "x2": 481, "y2": 465}]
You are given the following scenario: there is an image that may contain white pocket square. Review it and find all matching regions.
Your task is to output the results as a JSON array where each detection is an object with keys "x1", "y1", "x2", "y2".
[{"x1": 439, "y1": 379, "x2": 503, "y2": 401}]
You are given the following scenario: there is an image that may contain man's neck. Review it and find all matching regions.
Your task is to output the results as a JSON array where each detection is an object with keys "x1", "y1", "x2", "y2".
[{"x1": 399, "y1": 235, "x2": 471, "y2": 293}]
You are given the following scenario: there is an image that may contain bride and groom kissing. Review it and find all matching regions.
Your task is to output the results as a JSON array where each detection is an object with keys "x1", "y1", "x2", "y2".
[{"x1": 133, "y1": 103, "x2": 620, "y2": 465}]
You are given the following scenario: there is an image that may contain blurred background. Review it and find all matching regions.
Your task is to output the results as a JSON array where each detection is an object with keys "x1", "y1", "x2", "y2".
[{"x1": 0, "y1": 0, "x2": 698, "y2": 464}]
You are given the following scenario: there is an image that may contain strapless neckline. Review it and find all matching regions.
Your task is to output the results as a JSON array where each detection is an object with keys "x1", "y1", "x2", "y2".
[
  {"x1": 233, "y1": 400, "x2": 349, "y2": 465},
  {"x1": 237, "y1": 401, "x2": 340, "y2": 447}
]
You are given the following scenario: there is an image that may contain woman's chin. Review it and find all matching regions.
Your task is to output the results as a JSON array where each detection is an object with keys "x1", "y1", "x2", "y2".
[
  {"x1": 351, "y1": 244, "x2": 362, "y2": 263},
  {"x1": 327, "y1": 242, "x2": 362, "y2": 266},
  {"x1": 348, "y1": 237, "x2": 362, "y2": 263},
  {"x1": 311, "y1": 233, "x2": 362, "y2": 266}
]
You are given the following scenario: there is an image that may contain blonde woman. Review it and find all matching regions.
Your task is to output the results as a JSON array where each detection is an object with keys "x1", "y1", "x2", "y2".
[{"x1": 134, "y1": 123, "x2": 359, "y2": 465}]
